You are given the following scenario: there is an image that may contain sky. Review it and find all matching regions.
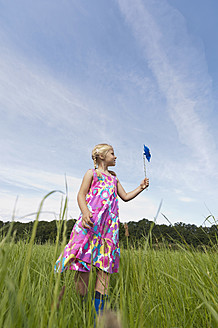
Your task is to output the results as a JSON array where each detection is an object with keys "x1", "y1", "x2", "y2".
[{"x1": 0, "y1": 0, "x2": 218, "y2": 226}]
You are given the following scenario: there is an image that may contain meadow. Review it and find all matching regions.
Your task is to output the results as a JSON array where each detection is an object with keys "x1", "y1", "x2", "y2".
[
  {"x1": 0, "y1": 195, "x2": 217, "y2": 327},
  {"x1": 1, "y1": 237, "x2": 217, "y2": 327}
]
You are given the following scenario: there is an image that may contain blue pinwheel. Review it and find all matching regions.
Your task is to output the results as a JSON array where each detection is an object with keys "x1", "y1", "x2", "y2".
[{"x1": 143, "y1": 145, "x2": 151, "y2": 162}]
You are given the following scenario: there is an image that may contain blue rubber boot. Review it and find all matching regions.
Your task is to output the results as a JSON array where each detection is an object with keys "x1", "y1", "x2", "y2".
[
  {"x1": 93, "y1": 291, "x2": 108, "y2": 326},
  {"x1": 94, "y1": 291, "x2": 106, "y2": 314}
]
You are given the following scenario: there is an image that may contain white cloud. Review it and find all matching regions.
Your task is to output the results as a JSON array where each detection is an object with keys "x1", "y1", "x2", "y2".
[
  {"x1": 0, "y1": 43, "x2": 110, "y2": 147},
  {"x1": 118, "y1": 0, "x2": 217, "y2": 174},
  {"x1": 119, "y1": 194, "x2": 158, "y2": 222},
  {"x1": 0, "y1": 165, "x2": 80, "y2": 192},
  {"x1": 0, "y1": 165, "x2": 82, "y2": 222},
  {"x1": 178, "y1": 196, "x2": 195, "y2": 203}
]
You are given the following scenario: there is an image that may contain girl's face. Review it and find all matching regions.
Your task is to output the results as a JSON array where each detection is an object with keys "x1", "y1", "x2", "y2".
[{"x1": 104, "y1": 148, "x2": 117, "y2": 167}]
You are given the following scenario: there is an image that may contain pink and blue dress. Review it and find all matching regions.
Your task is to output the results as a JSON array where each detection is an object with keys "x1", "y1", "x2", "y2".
[{"x1": 54, "y1": 169, "x2": 120, "y2": 274}]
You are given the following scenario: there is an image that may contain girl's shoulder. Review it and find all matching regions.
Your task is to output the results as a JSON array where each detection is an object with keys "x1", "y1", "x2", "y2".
[
  {"x1": 86, "y1": 168, "x2": 94, "y2": 175},
  {"x1": 82, "y1": 169, "x2": 94, "y2": 181},
  {"x1": 108, "y1": 170, "x2": 117, "y2": 177},
  {"x1": 86, "y1": 168, "x2": 100, "y2": 180}
]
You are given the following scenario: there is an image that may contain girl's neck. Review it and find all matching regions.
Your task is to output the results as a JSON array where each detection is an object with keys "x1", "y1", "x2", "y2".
[{"x1": 97, "y1": 163, "x2": 109, "y2": 174}]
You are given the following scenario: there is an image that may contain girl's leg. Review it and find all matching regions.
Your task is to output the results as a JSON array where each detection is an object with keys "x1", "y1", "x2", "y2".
[
  {"x1": 75, "y1": 271, "x2": 90, "y2": 296},
  {"x1": 94, "y1": 269, "x2": 110, "y2": 316},
  {"x1": 95, "y1": 269, "x2": 110, "y2": 295}
]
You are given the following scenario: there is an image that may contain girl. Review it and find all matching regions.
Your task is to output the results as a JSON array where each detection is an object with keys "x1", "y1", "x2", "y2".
[{"x1": 54, "y1": 143, "x2": 149, "y2": 314}]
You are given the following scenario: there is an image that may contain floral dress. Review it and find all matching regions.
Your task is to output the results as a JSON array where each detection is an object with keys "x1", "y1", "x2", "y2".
[{"x1": 54, "y1": 169, "x2": 120, "y2": 274}]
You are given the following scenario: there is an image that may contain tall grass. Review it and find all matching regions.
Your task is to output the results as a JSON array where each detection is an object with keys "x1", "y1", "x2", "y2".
[{"x1": 0, "y1": 196, "x2": 217, "y2": 327}]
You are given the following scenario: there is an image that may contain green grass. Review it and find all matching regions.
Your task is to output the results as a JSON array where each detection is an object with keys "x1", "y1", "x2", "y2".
[
  {"x1": 0, "y1": 238, "x2": 217, "y2": 327},
  {"x1": 0, "y1": 193, "x2": 217, "y2": 327}
]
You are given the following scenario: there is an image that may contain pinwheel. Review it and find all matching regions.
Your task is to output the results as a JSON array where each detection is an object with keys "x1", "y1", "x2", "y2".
[{"x1": 143, "y1": 145, "x2": 151, "y2": 177}]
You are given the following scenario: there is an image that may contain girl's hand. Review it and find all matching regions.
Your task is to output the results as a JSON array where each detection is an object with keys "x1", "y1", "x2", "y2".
[
  {"x1": 82, "y1": 210, "x2": 94, "y2": 229},
  {"x1": 140, "y1": 178, "x2": 149, "y2": 190}
]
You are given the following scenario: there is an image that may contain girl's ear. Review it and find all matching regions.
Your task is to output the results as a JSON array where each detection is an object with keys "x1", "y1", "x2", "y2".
[{"x1": 99, "y1": 154, "x2": 105, "y2": 160}]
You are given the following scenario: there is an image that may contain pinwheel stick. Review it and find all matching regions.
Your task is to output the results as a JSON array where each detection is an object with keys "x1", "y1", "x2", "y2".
[{"x1": 143, "y1": 154, "x2": 147, "y2": 178}]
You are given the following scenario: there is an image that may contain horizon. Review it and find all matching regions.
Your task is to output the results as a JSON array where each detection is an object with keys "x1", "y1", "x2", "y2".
[{"x1": 1, "y1": 216, "x2": 215, "y2": 228}]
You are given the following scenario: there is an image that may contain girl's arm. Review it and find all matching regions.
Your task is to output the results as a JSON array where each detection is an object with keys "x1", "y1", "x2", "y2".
[
  {"x1": 77, "y1": 169, "x2": 94, "y2": 229},
  {"x1": 117, "y1": 178, "x2": 149, "y2": 202}
]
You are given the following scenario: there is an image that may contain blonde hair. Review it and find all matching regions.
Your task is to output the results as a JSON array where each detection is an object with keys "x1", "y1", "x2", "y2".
[{"x1": 91, "y1": 143, "x2": 116, "y2": 177}]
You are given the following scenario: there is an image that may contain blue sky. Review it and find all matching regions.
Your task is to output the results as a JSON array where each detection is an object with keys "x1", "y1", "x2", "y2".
[{"x1": 0, "y1": 0, "x2": 218, "y2": 226}]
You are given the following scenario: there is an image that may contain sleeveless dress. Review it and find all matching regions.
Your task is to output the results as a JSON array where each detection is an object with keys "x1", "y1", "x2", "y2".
[{"x1": 54, "y1": 169, "x2": 120, "y2": 274}]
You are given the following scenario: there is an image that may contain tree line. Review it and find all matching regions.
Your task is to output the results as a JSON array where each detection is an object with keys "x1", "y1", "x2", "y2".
[{"x1": 0, "y1": 218, "x2": 217, "y2": 248}]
